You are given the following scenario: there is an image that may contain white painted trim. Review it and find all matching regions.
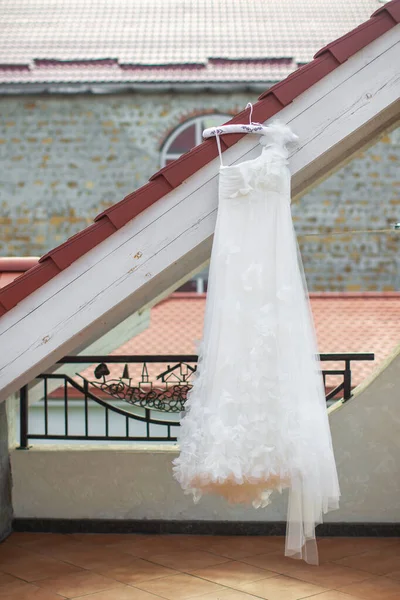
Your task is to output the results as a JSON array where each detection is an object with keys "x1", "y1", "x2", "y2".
[
  {"x1": 26, "y1": 309, "x2": 150, "y2": 406},
  {"x1": 0, "y1": 26, "x2": 399, "y2": 402}
]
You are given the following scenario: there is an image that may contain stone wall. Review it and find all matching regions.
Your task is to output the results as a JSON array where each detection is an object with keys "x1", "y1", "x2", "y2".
[
  {"x1": 0, "y1": 94, "x2": 399, "y2": 291},
  {"x1": 0, "y1": 93, "x2": 243, "y2": 256},
  {"x1": 292, "y1": 128, "x2": 400, "y2": 291}
]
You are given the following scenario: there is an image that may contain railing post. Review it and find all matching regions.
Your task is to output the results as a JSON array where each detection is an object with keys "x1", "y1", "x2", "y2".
[
  {"x1": 18, "y1": 385, "x2": 30, "y2": 449},
  {"x1": 343, "y1": 360, "x2": 352, "y2": 401}
]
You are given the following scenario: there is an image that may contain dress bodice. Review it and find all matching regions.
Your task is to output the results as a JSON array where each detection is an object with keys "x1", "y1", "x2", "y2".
[{"x1": 219, "y1": 121, "x2": 297, "y2": 201}]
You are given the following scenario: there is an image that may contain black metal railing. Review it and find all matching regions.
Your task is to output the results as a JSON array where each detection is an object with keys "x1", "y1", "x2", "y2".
[
  {"x1": 18, "y1": 352, "x2": 374, "y2": 448},
  {"x1": 321, "y1": 353, "x2": 375, "y2": 402}
]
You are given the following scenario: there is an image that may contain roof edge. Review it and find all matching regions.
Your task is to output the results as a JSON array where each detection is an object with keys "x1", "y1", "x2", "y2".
[{"x1": 0, "y1": 82, "x2": 275, "y2": 95}]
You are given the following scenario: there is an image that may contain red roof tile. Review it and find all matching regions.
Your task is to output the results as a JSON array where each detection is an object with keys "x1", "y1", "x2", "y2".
[
  {"x1": 73, "y1": 292, "x2": 400, "y2": 393},
  {"x1": 0, "y1": 0, "x2": 381, "y2": 85},
  {"x1": 314, "y1": 8, "x2": 397, "y2": 63},
  {"x1": 0, "y1": 0, "x2": 399, "y2": 318}
]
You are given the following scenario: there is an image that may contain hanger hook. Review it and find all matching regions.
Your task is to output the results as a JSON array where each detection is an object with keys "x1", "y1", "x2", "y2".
[{"x1": 246, "y1": 102, "x2": 254, "y2": 125}]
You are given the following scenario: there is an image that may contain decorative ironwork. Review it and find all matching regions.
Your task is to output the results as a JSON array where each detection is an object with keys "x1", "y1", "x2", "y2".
[
  {"x1": 18, "y1": 353, "x2": 374, "y2": 448},
  {"x1": 88, "y1": 360, "x2": 195, "y2": 412}
]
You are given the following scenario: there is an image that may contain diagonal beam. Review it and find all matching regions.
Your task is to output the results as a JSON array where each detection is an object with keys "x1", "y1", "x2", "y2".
[{"x1": 0, "y1": 26, "x2": 399, "y2": 402}]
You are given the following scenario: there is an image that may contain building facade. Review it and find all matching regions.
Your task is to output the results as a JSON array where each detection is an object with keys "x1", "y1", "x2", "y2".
[
  {"x1": 1, "y1": 0, "x2": 398, "y2": 291},
  {"x1": 0, "y1": 93, "x2": 398, "y2": 291}
]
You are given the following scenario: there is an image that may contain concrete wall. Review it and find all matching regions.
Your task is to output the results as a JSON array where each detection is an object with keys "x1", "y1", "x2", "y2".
[
  {"x1": 10, "y1": 346, "x2": 400, "y2": 523},
  {"x1": 0, "y1": 401, "x2": 12, "y2": 540},
  {"x1": 328, "y1": 345, "x2": 400, "y2": 522},
  {"x1": 0, "y1": 94, "x2": 399, "y2": 291}
]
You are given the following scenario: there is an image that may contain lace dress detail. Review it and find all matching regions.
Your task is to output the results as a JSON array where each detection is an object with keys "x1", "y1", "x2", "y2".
[{"x1": 173, "y1": 122, "x2": 340, "y2": 564}]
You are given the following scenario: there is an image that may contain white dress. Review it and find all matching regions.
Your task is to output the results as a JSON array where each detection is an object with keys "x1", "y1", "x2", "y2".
[{"x1": 173, "y1": 122, "x2": 340, "y2": 564}]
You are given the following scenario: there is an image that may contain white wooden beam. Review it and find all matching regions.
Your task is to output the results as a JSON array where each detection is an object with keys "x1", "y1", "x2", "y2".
[
  {"x1": 26, "y1": 309, "x2": 150, "y2": 406},
  {"x1": 25, "y1": 259, "x2": 208, "y2": 406},
  {"x1": 0, "y1": 26, "x2": 399, "y2": 402}
]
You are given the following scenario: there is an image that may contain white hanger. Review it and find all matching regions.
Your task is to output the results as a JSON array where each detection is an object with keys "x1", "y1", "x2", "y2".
[{"x1": 202, "y1": 103, "x2": 269, "y2": 139}]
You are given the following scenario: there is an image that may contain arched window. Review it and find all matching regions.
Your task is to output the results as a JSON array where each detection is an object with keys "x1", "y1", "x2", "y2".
[{"x1": 161, "y1": 113, "x2": 232, "y2": 167}]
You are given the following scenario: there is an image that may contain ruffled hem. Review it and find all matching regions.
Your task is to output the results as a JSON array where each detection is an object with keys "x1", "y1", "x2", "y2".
[{"x1": 172, "y1": 466, "x2": 291, "y2": 508}]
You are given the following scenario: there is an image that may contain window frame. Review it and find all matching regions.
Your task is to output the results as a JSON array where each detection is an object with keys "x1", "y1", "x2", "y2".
[{"x1": 160, "y1": 113, "x2": 232, "y2": 167}]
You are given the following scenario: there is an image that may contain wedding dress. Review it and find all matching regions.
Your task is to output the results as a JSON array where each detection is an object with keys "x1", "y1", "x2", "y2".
[{"x1": 173, "y1": 122, "x2": 340, "y2": 564}]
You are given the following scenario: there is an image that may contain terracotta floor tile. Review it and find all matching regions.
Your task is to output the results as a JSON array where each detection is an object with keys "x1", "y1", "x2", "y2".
[
  {"x1": 0, "y1": 579, "x2": 67, "y2": 599},
  {"x1": 335, "y1": 549, "x2": 400, "y2": 575},
  {"x1": 1, "y1": 532, "x2": 36, "y2": 545},
  {"x1": 194, "y1": 589, "x2": 265, "y2": 599},
  {"x1": 318, "y1": 538, "x2": 400, "y2": 563},
  {"x1": 4, "y1": 533, "x2": 72, "y2": 548},
  {"x1": 238, "y1": 574, "x2": 328, "y2": 600},
  {"x1": 159, "y1": 535, "x2": 219, "y2": 548},
  {"x1": 39, "y1": 541, "x2": 137, "y2": 570},
  {"x1": 5, "y1": 537, "x2": 86, "y2": 560},
  {"x1": 206, "y1": 537, "x2": 285, "y2": 560},
  {"x1": 0, "y1": 543, "x2": 37, "y2": 563},
  {"x1": 4, "y1": 531, "x2": 69, "y2": 546},
  {"x1": 188, "y1": 536, "x2": 242, "y2": 547},
  {"x1": 0, "y1": 572, "x2": 19, "y2": 586},
  {"x1": 73, "y1": 586, "x2": 163, "y2": 600},
  {"x1": 2, "y1": 534, "x2": 398, "y2": 600},
  {"x1": 241, "y1": 551, "x2": 301, "y2": 574},
  {"x1": 338, "y1": 575, "x2": 400, "y2": 600},
  {"x1": 90, "y1": 535, "x2": 282, "y2": 560},
  {"x1": 283, "y1": 562, "x2": 374, "y2": 588},
  {"x1": 386, "y1": 569, "x2": 400, "y2": 580},
  {"x1": 39, "y1": 536, "x2": 109, "y2": 553},
  {"x1": 109, "y1": 536, "x2": 209, "y2": 558},
  {"x1": 136, "y1": 573, "x2": 226, "y2": 599},
  {"x1": 192, "y1": 560, "x2": 275, "y2": 587},
  {"x1": 25, "y1": 539, "x2": 95, "y2": 559},
  {"x1": 70, "y1": 533, "x2": 148, "y2": 546},
  {"x1": 35, "y1": 569, "x2": 127, "y2": 597},
  {"x1": 97, "y1": 558, "x2": 178, "y2": 584},
  {"x1": 1, "y1": 552, "x2": 83, "y2": 582},
  {"x1": 148, "y1": 550, "x2": 230, "y2": 573},
  {"x1": 308, "y1": 593, "x2": 367, "y2": 600}
]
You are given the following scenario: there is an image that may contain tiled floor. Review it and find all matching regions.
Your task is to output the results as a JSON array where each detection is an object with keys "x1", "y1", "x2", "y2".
[{"x1": 0, "y1": 533, "x2": 399, "y2": 599}]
